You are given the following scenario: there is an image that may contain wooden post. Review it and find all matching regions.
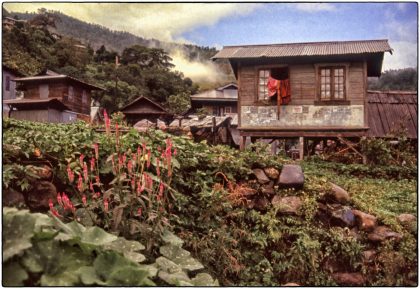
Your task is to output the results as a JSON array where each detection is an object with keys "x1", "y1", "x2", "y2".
[
  {"x1": 240, "y1": 136, "x2": 246, "y2": 151},
  {"x1": 299, "y1": 137, "x2": 304, "y2": 160}
]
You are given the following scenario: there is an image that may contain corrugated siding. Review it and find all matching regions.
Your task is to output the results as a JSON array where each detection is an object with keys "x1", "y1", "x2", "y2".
[
  {"x1": 367, "y1": 91, "x2": 417, "y2": 138},
  {"x1": 213, "y1": 40, "x2": 392, "y2": 59}
]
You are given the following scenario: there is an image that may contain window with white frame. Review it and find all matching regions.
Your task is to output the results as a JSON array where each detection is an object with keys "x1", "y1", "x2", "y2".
[
  {"x1": 258, "y1": 69, "x2": 270, "y2": 100},
  {"x1": 319, "y1": 66, "x2": 346, "y2": 100}
]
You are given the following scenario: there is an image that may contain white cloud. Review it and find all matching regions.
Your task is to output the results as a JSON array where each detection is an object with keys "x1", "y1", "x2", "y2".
[
  {"x1": 380, "y1": 7, "x2": 417, "y2": 69},
  {"x1": 383, "y1": 41, "x2": 418, "y2": 70},
  {"x1": 169, "y1": 50, "x2": 224, "y2": 83},
  {"x1": 293, "y1": 3, "x2": 336, "y2": 12},
  {"x1": 4, "y1": 3, "x2": 260, "y2": 43}
]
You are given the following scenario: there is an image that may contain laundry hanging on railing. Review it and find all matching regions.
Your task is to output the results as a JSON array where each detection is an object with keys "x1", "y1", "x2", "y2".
[
  {"x1": 267, "y1": 76, "x2": 291, "y2": 119},
  {"x1": 267, "y1": 76, "x2": 291, "y2": 104}
]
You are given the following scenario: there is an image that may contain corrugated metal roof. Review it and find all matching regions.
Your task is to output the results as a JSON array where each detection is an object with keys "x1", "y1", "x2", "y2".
[
  {"x1": 169, "y1": 115, "x2": 232, "y2": 129},
  {"x1": 212, "y1": 39, "x2": 392, "y2": 59},
  {"x1": 367, "y1": 91, "x2": 417, "y2": 138},
  {"x1": 190, "y1": 83, "x2": 238, "y2": 100},
  {"x1": 3, "y1": 97, "x2": 70, "y2": 110},
  {"x1": 13, "y1": 74, "x2": 104, "y2": 91}
]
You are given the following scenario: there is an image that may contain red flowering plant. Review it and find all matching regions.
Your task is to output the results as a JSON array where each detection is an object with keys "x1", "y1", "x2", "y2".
[{"x1": 50, "y1": 110, "x2": 177, "y2": 247}]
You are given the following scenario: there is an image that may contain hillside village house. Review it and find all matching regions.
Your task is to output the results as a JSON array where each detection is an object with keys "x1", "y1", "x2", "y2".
[
  {"x1": 2, "y1": 65, "x2": 23, "y2": 114},
  {"x1": 121, "y1": 95, "x2": 171, "y2": 125},
  {"x1": 190, "y1": 83, "x2": 238, "y2": 116},
  {"x1": 212, "y1": 39, "x2": 394, "y2": 155},
  {"x1": 4, "y1": 70, "x2": 103, "y2": 123}
]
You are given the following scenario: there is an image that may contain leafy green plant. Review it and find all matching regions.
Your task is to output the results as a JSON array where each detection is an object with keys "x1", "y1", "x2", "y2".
[{"x1": 2, "y1": 207, "x2": 217, "y2": 286}]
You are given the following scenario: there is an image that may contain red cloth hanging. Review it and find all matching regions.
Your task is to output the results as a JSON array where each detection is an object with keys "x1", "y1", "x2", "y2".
[
  {"x1": 267, "y1": 76, "x2": 279, "y2": 97},
  {"x1": 279, "y1": 79, "x2": 291, "y2": 105}
]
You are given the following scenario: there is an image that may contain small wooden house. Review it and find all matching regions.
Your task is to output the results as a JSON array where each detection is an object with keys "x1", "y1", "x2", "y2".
[
  {"x1": 367, "y1": 90, "x2": 417, "y2": 139},
  {"x1": 2, "y1": 65, "x2": 23, "y2": 114},
  {"x1": 121, "y1": 96, "x2": 171, "y2": 125},
  {"x1": 5, "y1": 70, "x2": 103, "y2": 123},
  {"x1": 190, "y1": 83, "x2": 238, "y2": 116},
  {"x1": 212, "y1": 39, "x2": 393, "y2": 151}
]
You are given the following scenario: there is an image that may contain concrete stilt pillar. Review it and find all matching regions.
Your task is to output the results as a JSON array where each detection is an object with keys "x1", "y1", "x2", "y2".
[
  {"x1": 240, "y1": 136, "x2": 246, "y2": 151},
  {"x1": 299, "y1": 136, "x2": 304, "y2": 160}
]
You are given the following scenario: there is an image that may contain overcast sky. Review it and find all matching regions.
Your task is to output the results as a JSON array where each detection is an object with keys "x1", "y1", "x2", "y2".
[{"x1": 4, "y1": 2, "x2": 418, "y2": 70}]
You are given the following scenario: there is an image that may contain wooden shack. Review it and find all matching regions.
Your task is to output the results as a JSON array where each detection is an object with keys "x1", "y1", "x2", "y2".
[
  {"x1": 6, "y1": 70, "x2": 103, "y2": 123},
  {"x1": 367, "y1": 90, "x2": 417, "y2": 139},
  {"x1": 2, "y1": 65, "x2": 23, "y2": 114},
  {"x1": 212, "y1": 39, "x2": 393, "y2": 155},
  {"x1": 120, "y1": 96, "x2": 171, "y2": 125},
  {"x1": 190, "y1": 83, "x2": 238, "y2": 116}
]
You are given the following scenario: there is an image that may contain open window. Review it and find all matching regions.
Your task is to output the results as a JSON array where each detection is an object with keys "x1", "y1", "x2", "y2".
[{"x1": 257, "y1": 67, "x2": 290, "y2": 104}]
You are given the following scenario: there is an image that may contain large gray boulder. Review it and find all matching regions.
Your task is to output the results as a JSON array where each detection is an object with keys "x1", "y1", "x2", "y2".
[
  {"x1": 327, "y1": 183, "x2": 351, "y2": 204},
  {"x1": 397, "y1": 213, "x2": 417, "y2": 232},
  {"x1": 367, "y1": 226, "x2": 403, "y2": 243},
  {"x1": 277, "y1": 165, "x2": 304, "y2": 190},
  {"x1": 253, "y1": 169, "x2": 270, "y2": 184},
  {"x1": 352, "y1": 210, "x2": 377, "y2": 232},
  {"x1": 264, "y1": 167, "x2": 280, "y2": 180},
  {"x1": 329, "y1": 205, "x2": 356, "y2": 228}
]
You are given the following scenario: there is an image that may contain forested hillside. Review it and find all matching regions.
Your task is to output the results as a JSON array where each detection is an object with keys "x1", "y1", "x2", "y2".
[
  {"x1": 368, "y1": 68, "x2": 418, "y2": 91},
  {"x1": 2, "y1": 17, "x2": 201, "y2": 113},
  {"x1": 8, "y1": 8, "x2": 218, "y2": 62}
]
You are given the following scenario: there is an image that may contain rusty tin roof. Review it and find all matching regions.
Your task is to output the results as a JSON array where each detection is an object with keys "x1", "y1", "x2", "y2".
[
  {"x1": 367, "y1": 90, "x2": 417, "y2": 138},
  {"x1": 212, "y1": 39, "x2": 392, "y2": 59}
]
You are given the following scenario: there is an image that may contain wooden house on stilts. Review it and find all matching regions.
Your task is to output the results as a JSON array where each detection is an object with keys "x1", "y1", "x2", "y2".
[{"x1": 212, "y1": 39, "x2": 394, "y2": 158}]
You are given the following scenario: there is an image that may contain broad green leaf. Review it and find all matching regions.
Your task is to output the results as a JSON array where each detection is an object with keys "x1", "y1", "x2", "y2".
[
  {"x1": 106, "y1": 266, "x2": 150, "y2": 286},
  {"x1": 123, "y1": 251, "x2": 146, "y2": 263},
  {"x1": 159, "y1": 244, "x2": 204, "y2": 271},
  {"x1": 176, "y1": 256, "x2": 205, "y2": 271},
  {"x1": 191, "y1": 273, "x2": 219, "y2": 286},
  {"x1": 76, "y1": 266, "x2": 106, "y2": 285},
  {"x1": 160, "y1": 244, "x2": 190, "y2": 260},
  {"x1": 155, "y1": 256, "x2": 182, "y2": 273},
  {"x1": 102, "y1": 237, "x2": 145, "y2": 253},
  {"x1": 21, "y1": 251, "x2": 44, "y2": 273},
  {"x1": 3, "y1": 209, "x2": 36, "y2": 261},
  {"x1": 40, "y1": 272, "x2": 80, "y2": 286},
  {"x1": 158, "y1": 270, "x2": 191, "y2": 285},
  {"x1": 93, "y1": 251, "x2": 137, "y2": 280},
  {"x1": 161, "y1": 229, "x2": 184, "y2": 246},
  {"x1": 3, "y1": 261, "x2": 29, "y2": 286},
  {"x1": 80, "y1": 226, "x2": 118, "y2": 246},
  {"x1": 137, "y1": 264, "x2": 158, "y2": 277}
]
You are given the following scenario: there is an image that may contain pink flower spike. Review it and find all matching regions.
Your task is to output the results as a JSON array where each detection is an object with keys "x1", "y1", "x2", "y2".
[
  {"x1": 51, "y1": 208, "x2": 62, "y2": 218},
  {"x1": 67, "y1": 166, "x2": 74, "y2": 183},
  {"x1": 93, "y1": 143, "x2": 99, "y2": 159},
  {"x1": 77, "y1": 174, "x2": 83, "y2": 192},
  {"x1": 79, "y1": 154, "x2": 85, "y2": 166},
  {"x1": 173, "y1": 148, "x2": 177, "y2": 156},
  {"x1": 82, "y1": 195, "x2": 87, "y2": 206},
  {"x1": 95, "y1": 175, "x2": 100, "y2": 185},
  {"x1": 90, "y1": 158, "x2": 95, "y2": 172},
  {"x1": 131, "y1": 177, "x2": 135, "y2": 189},
  {"x1": 159, "y1": 182, "x2": 164, "y2": 195},
  {"x1": 83, "y1": 162, "x2": 89, "y2": 182},
  {"x1": 48, "y1": 198, "x2": 54, "y2": 209},
  {"x1": 147, "y1": 150, "x2": 151, "y2": 168},
  {"x1": 57, "y1": 193, "x2": 62, "y2": 206},
  {"x1": 89, "y1": 181, "x2": 94, "y2": 191},
  {"x1": 137, "y1": 207, "x2": 142, "y2": 216}
]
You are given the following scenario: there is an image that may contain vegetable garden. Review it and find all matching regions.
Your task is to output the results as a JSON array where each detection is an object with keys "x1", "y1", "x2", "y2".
[{"x1": 2, "y1": 116, "x2": 417, "y2": 286}]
